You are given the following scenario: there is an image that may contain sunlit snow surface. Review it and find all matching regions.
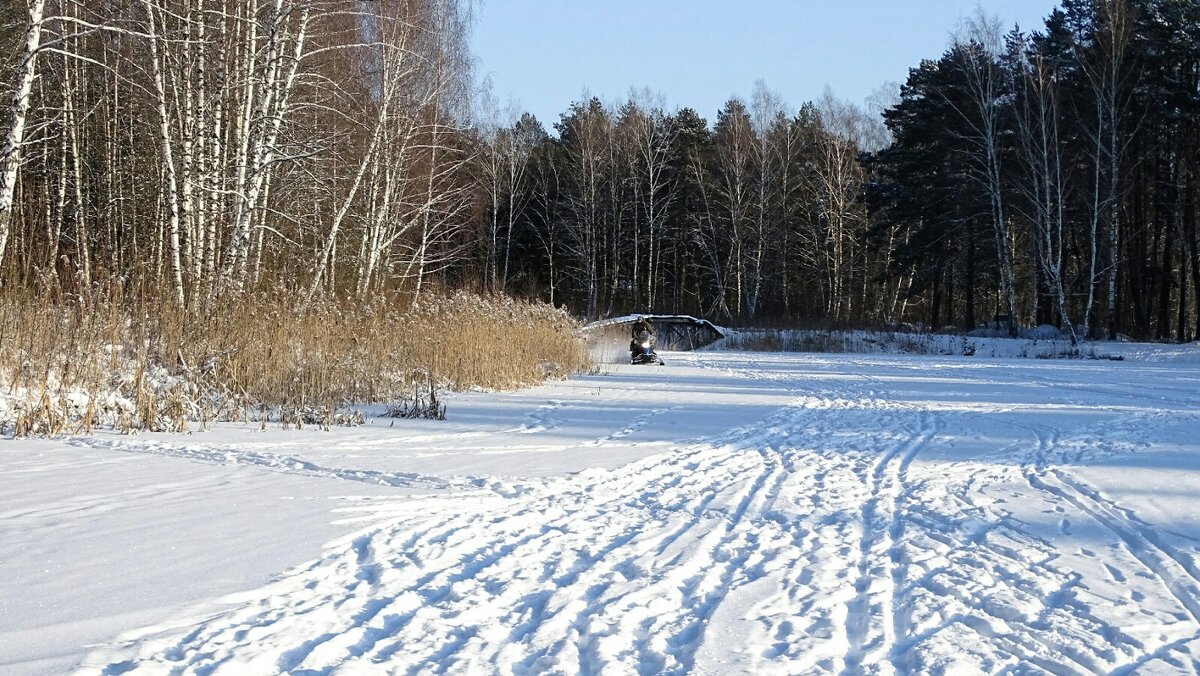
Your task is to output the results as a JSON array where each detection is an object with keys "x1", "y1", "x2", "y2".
[{"x1": 5, "y1": 347, "x2": 1200, "y2": 674}]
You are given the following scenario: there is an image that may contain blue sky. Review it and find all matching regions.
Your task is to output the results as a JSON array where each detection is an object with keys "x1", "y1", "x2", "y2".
[{"x1": 472, "y1": 1, "x2": 1062, "y2": 126}]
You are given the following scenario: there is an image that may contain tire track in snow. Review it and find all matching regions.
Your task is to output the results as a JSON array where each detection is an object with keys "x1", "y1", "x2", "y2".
[
  {"x1": 1041, "y1": 472, "x2": 1200, "y2": 641},
  {"x1": 894, "y1": 419, "x2": 1148, "y2": 674},
  {"x1": 1037, "y1": 465, "x2": 1200, "y2": 626},
  {"x1": 1024, "y1": 421, "x2": 1200, "y2": 628},
  {"x1": 719, "y1": 354, "x2": 1200, "y2": 673},
  {"x1": 76, "y1": 352, "x2": 1200, "y2": 674},
  {"x1": 582, "y1": 406, "x2": 677, "y2": 447},
  {"x1": 86, "y1": 350, "x2": 897, "y2": 674},
  {"x1": 815, "y1": 390, "x2": 1130, "y2": 673},
  {"x1": 608, "y1": 449, "x2": 788, "y2": 674},
  {"x1": 842, "y1": 411, "x2": 939, "y2": 674},
  {"x1": 687, "y1": 351, "x2": 923, "y2": 673},
  {"x1": 1011, "y1": 420, "x2": 1200, "y2": 671},
  {"x1": 60, "y1": 436, "x2": 529, "y2": 496},
  {"x1": 81, "y1": 389, "x2": 853, "y2": 674},
  {"x1": 886, "y1": 413, "x2": 942, "y2": 671}
]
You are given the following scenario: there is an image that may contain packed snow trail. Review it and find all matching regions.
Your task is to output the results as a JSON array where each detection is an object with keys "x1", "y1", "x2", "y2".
[{"x1": 16, "y1": 350, "x2": 1200, "y2": 673}]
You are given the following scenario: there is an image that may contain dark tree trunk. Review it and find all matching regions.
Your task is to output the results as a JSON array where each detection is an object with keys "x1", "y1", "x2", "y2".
[
  {"x1": 930, "y1": 261, "x2": 943, "y2": 330},
  {"x1": 965, "y1": 235, "x2": 976, "y2": 331},
  {"x1": 1187, "y1": 168, "x2": 1200, "y2": 341},
  {"x1": 1129, "y1": 175, "x2": 1150, "y2": 336},
  {"x1": 1178, "y1": 241, "x2": 1188, "y2": 342},
  {"x1": 1157, "y1": 224, "x2": 1173, "y2": 341},
  {"x1": 945, "y1": 261, "x2": 956, "y2": 330}
]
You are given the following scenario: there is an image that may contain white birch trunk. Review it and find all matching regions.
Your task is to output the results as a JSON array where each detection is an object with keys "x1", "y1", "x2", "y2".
[
  {"x1": 218, "y1": 2, "x2": 310, "y2": 297},
  {"x1": 307, "y1": 99, "x2": 389, "y2": 299},
  {"x1": 0, "y1": 0, "x2": 47, "y2": 276},
  {"x1": 141, "y1": 0, "x2": 187, "y2": 307}
]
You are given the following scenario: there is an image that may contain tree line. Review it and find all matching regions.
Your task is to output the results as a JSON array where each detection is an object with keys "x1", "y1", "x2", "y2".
[
  {"x1": 474, "y1": 88, "x2": 889, "y2": 323},
  {"x1": 871, "y1": 1, "x2": 1200, "y2": 342},
  {"x1": 1, "y1": 0, "x2": 1198, "y2": 341}
]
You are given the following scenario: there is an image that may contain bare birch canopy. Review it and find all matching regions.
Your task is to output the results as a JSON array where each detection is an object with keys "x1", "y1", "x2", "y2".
[{"x1": 0, "y1": 0, "x2": 475, "y2": 304}]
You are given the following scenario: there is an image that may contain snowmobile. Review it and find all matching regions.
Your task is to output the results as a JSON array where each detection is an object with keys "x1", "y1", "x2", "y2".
[{"x1": 630, "y1": 332, "x2": 664, "y2": 365}]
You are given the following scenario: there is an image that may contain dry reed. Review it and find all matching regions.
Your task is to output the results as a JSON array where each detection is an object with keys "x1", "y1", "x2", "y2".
[{"x1": 0, "y1": 284, "x2": 589, "y2": 436}]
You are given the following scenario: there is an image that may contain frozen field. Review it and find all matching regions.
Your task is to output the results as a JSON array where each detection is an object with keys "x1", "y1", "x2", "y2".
[{"x1": 4, "y1": 346, "x2": 1200, "y2": 674}]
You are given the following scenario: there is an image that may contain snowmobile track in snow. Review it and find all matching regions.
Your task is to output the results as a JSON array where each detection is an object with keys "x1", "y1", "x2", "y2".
[{"x1": 70, "y1": 350, "x2": 1200, "y2": 675}]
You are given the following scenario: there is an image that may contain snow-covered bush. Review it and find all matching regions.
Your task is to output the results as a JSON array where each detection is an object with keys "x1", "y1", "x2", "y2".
[{"x1": 1023, "y1": 324, "x2": 1065, "y2": 340}]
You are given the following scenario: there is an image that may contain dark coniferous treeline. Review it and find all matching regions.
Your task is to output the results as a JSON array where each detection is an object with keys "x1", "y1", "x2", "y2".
[
  {"x1": 479, "y1": 0, "x2": 1200, "y2": 340},
  {"x1": 865, "y1": 0, "x2": 1200, "y2": 341}
]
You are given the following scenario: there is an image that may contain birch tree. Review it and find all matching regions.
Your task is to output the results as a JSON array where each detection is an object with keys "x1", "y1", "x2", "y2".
[
  {"x1": 711, "y1": 98, "x2": 756, "y2": 317},
  {"x1": 947, "y1": 13, "x2": 1018, "y2": 334},
  {"x1": 0, "y1": 0, "x2": 47, "y2": 276},
  {"x1": 813, "y1": 93, "x2": 868, "y2": 320},
  {"x1": 747, "y1": 81, "x2": 783, "y2": 318},
  {"x1": 475, "y1": 90, "x2": 535, "y2": 294},
  {"x1": 620, "y1": 91, "x2": 676, "y2": 309},
  {"x1": 1009, "y1": 33, "x2": 1077, "y2": 342},
  {"x1": 216, "y1": 0, "x2": 312, "y2": 298},
  {"x1": 1070, "y1": 0, "x2": 1137, "y2": 338},
  {"x1": 140, "y1": 0, "x2": 187, "y2": 306},
  {"x1": 557, "y1": 98, "x2": 610, "y2": 319}
]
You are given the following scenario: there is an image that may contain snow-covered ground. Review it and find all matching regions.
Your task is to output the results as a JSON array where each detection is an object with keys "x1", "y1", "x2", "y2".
[{"x1": 4, "y1": 344, "x2": 1200, "y2": 674}]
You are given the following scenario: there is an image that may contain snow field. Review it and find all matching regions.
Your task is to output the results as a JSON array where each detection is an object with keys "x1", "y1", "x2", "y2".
[{"x1": 3, "y1": 347, "x2": 1200, "y2": 673}]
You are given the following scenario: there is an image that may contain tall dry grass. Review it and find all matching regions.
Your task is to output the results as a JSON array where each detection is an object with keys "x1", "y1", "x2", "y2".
[{"x1": 0, "y1": 285, "x2": 589, "y2": 435}]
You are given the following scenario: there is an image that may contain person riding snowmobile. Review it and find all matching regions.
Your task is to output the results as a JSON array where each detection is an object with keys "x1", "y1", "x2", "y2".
[{"x1": 630, "y1": 316, "x2": 657, "y2": 363}]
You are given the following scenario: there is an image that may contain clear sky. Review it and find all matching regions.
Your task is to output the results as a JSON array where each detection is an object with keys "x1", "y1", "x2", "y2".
[{"x1": 471, "y1": 1, "x2": 1062, "y2": 127}]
